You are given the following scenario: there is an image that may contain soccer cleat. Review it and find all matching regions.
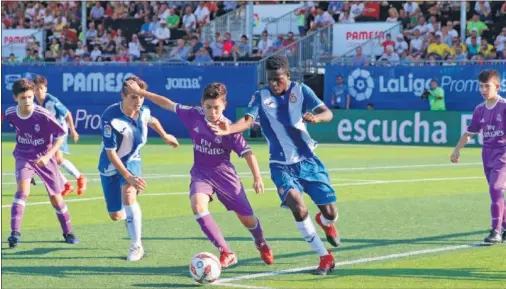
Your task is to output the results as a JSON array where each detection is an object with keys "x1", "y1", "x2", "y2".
[
  {"x1": 502, "y1": 230, "x2": 506, "y2": 243},
  {"x1": 61, "y1": 182, "x2": 74, "y2": 197},
  {"x1": 127, "y1": 244, "x2": 145, "y2": 261},
  {"x1": 219, "y1": 250, "x2": 238, "y2": 268},
  {"x1": 256, "y1": 242, "x2": 274, "y2": 265},
  {"x1": 76, "y1": 175, "x2": 88, "y2": 195},
  {"x1": 315, "y1": 212, "x2": 341, "y2": 247},
  {"x1": 63, "y1": 233, "x2": 80, "y2": 244},
  {"x1": 8, "y1": 231, "x2": 21, "y2": 248},
  {"x1": 30, "y1": 178, "x2": 36, "y2": 186},
  {"x1": 316, "y1": 250, "x2": 335, "y2": 275},
  {"x1": 484, "y1": 230, "x2": 502, "y2": 244}
]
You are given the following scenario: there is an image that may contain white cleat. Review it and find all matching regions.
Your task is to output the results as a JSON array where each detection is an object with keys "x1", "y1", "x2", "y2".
[{"x1": 127, "y1": 244, "x2": 145, "y2": 262}]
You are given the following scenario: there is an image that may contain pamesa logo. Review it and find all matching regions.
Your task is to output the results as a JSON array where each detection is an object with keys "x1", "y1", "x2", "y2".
[{"x1": 347, "y1": 69, "x2": 374, "y2": 101}]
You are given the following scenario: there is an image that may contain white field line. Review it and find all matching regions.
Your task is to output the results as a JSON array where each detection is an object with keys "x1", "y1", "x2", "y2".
[
  {"x1": 0, "y1": 162, "x2": 482, "y2": 185},
  {"x1": 1, "y1": 176, "x2": 483, "y2": 208},
  {"x1": 214, "y1": 242, "x2": 482, "y2": 287}
]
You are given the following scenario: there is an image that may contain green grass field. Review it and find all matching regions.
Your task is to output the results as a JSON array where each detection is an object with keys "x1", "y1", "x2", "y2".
[{"x1": 1, "y1": 134, "x2": 505, "y2": 289}]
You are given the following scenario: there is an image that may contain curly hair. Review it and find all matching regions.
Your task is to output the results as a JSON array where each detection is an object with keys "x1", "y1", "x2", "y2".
[
  {"x1": 266, "y1": 54, "x2": 289, "y2": 72},
  {"x1": 202, "y1": 82, "x2": 227, "y2": 101}
]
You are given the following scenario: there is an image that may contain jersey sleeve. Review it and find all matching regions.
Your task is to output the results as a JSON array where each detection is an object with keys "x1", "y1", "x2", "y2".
[
  {"x1": 301, "y1": 84, "x2": 324, "y2": 112},
  {"x1": 141, "y1": 106, "x2": 154, "y2": 125},
  {"x1": 101, "y1": 112, "x2": 117, "y2": 150},
  {"x1": 466, "y1": 106, "x2": 482, "y2": 134},
  {"x1": 246, "y1": 91, "x2": 261, "y2": 119},
  {"x1": 45, "y1": 113, "x2": 66, "y2": 139},
  {"x1": 228, "y1": 132, "x2": 251, "y2": 157},
  {"x1": 174, "y1": 103, "x2": 196, "y2": 128},
  {"x1": 53, "y1": 98, "x2": 69, "y2": 119}
]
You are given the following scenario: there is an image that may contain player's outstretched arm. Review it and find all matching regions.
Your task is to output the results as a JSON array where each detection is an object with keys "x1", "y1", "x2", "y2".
[
  {"x1": 450, "y1": 132, "x2": 474, "y2": 163},
  {"x1": 243, "y1": 151, "x2": 264, "y2": 194},
  {"x1": 124, "y1": 80, "x2": 177, "y2": 112},
  {"x1": 209, "y1": 115, "x2": 254, "y2": 136},
  {"x1": 303, "y1": 105, "x2": 333, "y2": 124},
  {"x1": 65, "y1": 112, "x2": 80, "y2": 143},
  {"x1": 106, "y1": 150, "x2": 147, "y2": 191},
  {"x1": 148, "y1": 117, "x2": 179, "y2": 148}
]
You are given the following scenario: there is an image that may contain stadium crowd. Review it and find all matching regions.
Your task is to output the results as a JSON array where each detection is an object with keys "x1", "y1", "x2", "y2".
[{"x1": 2, "y1": 1, "x2": 506, "y2": 64}]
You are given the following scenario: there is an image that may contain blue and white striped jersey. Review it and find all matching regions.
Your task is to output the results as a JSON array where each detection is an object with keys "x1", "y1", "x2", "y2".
[{"x1": 41, "y1": 93, "x2": 69, "y2": 134}]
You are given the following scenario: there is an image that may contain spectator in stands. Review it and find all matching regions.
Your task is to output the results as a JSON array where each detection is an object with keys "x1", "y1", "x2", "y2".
[
  {"x1": 49, "y1": 38, "x2": 61, "y2": 58},
  {"x1": 295, "y1": 8, "x2": 306, "y2": 36},
  {"x1": 140, "y1": 16, "x2": 151, "y2": 35},
  {"x1": 356, "y1": 0, "x2": 380, "y2": 21},
  {"x1": 386, "y1": 7, "x2": 399, "y2": 22},
  {"x1": 188, "y1": 35, "x2": 203, "y2": 60},
  {"x1": 467, "y1": 13, "x2": 488, "y2": 37},
  {"x1": 222, "y1": 32, "x2": 235, "y2": 57},
  {"x1": 272, "y1": 34, "x2": 284, "y2": 51},
  {"x1": 194, "y1": 2, "x2": 210, "y2": 31},
  {"x1": 157, "y1": 3, "x2": 170, "y2": 21},
  {"x1": 168, "y1": 39, "x2": 189, "y2": 61},
  {"x1": 328, "y1": 1, "x2": 345, "y2": 18},
  {"x1": 90, "y1": 2, "x2": 104, "y2": 21},
  {"x1": 395, "y1": 34, "x2": 409, "y2": 55},
  {"x1": 474, "y1": 0, "x2": 492, "y2": 22},
  {"x1": 104, "y1": 34, "x2": 117, "y2": 55},
  {"x1": 90, "y1": 45, "x2": 102, "y2": 61},
  {"x1": 350, "y1": 1, "x2": 364, "y2": 19},
  {"x1": 331, "y1": 75, "x2": 350, "y2": 110},
  {"x1": 255, "y1": 31, "x2": 274, "y2": 57},
  {"x1": 75, "y1": 41, "x2": 86, "y2": 57},
  {"x1": 85, "y1": 22, "x2": 98, "y2": 46},
  {"x1": 412, "y1": 15, "x2": 430, "y2": 36},
  {"x1": 427, "y1": 35, "x2": 451, "y2": 59},
  {"x1": 381, "y1": 33, "x2": 395, "y2": 53},
  {"x1": 494, "y1": 27, "x2": 506, "y2": 58},
  {"x1": 312, "y1": 7, "x2": 335, "y2": 30},
  {"x1": 467, "y1": 36, "x2": 480, "y2": 58},
  {"x1": 153, "y1": 20, "x2": 171, "y2": 54},
  {"x1": 182, "y1": 6, "x2": 197, "y2": 36},
  {"x1": 378, "y1": 45, "x2": 400, "y2": 64},
  {"x1": 53, "y1": 14, "x2": 66, "y2": 36},
  {"x1": 453, "y1": 45, "x2": 468, "y2": 62},
  {"x1": 437, "y1": 26, "x2": 453, "y2": 47},
  {"x1": 479, "y1": 38, "x2": 494, "y2": 58},
  {"x1": 114, "y1": 48, "x2": 129, "y2": 62},
  {"x1": 339, "y1": 10, "x2": 355, "y2": 23},
  {"x1": 201, "y1": 40, "x2": 213, "y2": 56},
  {"x1": 222, "y1": 1, "x2": 238, "y2": 14},
  {"x1": 210, "y1": 35, "x2": 224, "y2": 58},
  {"x1": 167, "y1": 8, "x2": 180, "y2": 29},
  {"x1": 403, "y1": 1, "x2": 419, "y2": 17},
  {"x1": 409, "y1": 29, "x2": 424, "y2": 57},
  {"x1": 6, "y1": 53, "x2": 18, "y2": 63},
  {"x1": 194, "y1": 46, "x2": 213, "y2": 63},
  {"x1": 232, "y1": 35, "x2": 250, "y2": 60},
  {"x1": 128, "y1": 34, "x2": 144, "y2": 60},
  {"x1": 351, "y1": 46, "x2": 368, "y2": 66}
]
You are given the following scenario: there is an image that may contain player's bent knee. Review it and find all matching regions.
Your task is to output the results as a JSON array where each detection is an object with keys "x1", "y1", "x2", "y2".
[{"x1": 321, "y1": 204, "x2": 338, "y2": 221}]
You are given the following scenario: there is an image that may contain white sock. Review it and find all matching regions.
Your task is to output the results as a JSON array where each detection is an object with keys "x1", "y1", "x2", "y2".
[
  {"x1": 60, "y1": 160, "x2": 81, "y2": 179},
  {"x1": 60, "y1": 170, "x2": 68, "y2": 184},
  {"x1": 124, "y1": 202, "x2": 142, "y2": 247},
  {"x1": 296, "y1": 215, "x2": 328, "y2": 256},
  {"x1": 319, "y1": 213, "x2": 338, "y2": 227}
]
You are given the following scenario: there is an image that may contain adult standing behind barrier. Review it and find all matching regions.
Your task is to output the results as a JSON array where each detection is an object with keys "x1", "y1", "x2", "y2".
[
  {"x1": 421, "y1": 79, "x2": 446, "y2": 111},
  {"x1": 330, "y1": 75, "x2": 350, "y2": 109}
]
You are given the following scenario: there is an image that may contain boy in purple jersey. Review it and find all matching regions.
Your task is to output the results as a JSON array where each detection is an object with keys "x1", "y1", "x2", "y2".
[
  {"x1": 4, "y1": 79, "x2": 79, "y2": 248},
  {"x1": 124, "y1": 81, "x2": 274, "y2": 268},
  {"x1": 451, "y1": 69, "x2": 506, "y2": 244}
]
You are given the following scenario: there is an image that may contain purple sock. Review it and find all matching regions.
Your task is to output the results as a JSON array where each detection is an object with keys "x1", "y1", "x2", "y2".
[
  {"x1": 11, "y1": 192, "x2": 28, "y2": 233},
  {"x1": 503, "y1": 201, "x2": 506, "y2": 231},
  {"x1": 248, "y1": 217, "x2": 266, "y2": 246},
  {"x1": 53, "y1": 202, "x2": 72, "y2": 234},
  {"x1": 196, "y1": 212, "x2": 230, "y2": 252}
]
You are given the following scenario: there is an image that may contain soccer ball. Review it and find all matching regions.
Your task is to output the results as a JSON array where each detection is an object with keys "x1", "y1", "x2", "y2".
[{"x1": 189, "y1": 252, "x2": 221, "y2": 284}]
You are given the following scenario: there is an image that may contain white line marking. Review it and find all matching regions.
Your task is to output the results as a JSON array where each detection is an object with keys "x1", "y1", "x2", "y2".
[
  {"x1": 1, "y1": 176, "x2": 482, "y2": 208},
  {"x1": 215, "y1": 242, "x2": 482, "y2": 285},
  {"x1": 215, "y1": 283, "x2": 274, "y2": 289}
]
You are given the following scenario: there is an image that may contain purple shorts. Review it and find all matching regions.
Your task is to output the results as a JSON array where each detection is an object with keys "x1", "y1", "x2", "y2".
[
  {"x1": 189, "y1": 166, "x2": 254, "y2": 216},
  {"x1": 482, "y1": 146, "x2": 506, "y2": 189},
  {"x1": 16, "y1": 157, "x2": 64, "y2": 196}
]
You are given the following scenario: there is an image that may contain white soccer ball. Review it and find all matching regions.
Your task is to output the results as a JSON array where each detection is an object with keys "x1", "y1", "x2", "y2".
[{"x1": 189, "y1": 252, "x2": 222, "y2": 284}]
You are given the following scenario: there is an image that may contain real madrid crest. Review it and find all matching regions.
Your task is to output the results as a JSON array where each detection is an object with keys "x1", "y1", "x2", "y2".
[
  {"x1": 34, "y1": 124, "x2": 40, "y2": 132},
  {"x1": 289, "y1": 93, "x2": 297, "y2": 103},
  {"x1": 215, "y1": 136, "x2": 222, "y2": 144}
]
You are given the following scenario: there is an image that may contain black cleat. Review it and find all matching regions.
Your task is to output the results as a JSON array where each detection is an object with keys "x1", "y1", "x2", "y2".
[
  {"x1": 63, "y1": 233, "x2": 80, "y2": 244},
  {"x1": 8, "y1": 231, "x2": 21, "y2": 248},
  {"x1": 502, "y1": 230, "x2": 506, "y2": 243},
  {"x1": 484, "y1": 230, "x2": 502, "y2": 244}
]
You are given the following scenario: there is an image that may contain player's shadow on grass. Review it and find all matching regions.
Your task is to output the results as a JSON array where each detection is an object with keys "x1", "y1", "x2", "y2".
[
  {"x1": 132, "y1": 284, "x2": 198, "y2": 288},
  {"x1": 297, "y1": 268, "x2": 506, "y2": 282},
  {"x1": 1, "y1": 246, "x2": 94, "y2": 255}
]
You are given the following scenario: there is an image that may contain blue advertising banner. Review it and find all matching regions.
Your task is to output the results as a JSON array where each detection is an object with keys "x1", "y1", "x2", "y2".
[
  {"x1": 2, "y1": 64, "x2": 258, "y2": 137},
  {"x1": 324, "y1": 64, "x2": 506, "y2": 110}
]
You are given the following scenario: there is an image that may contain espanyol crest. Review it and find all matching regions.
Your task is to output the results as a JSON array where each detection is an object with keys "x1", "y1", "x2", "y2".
[{"x1": 289, "y1": 93, "x2": 297, "y2": 103}]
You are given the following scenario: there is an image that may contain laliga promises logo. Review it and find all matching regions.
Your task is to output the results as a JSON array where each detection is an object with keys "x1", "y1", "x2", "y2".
[{"x1": 347, "y1": 69, "x2": 374, "y2": 101}]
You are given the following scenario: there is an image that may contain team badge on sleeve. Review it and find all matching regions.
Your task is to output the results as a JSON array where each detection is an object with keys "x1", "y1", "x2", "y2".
[{"x1": 104, "y1": 124, "x2": 112, "y2": 138}]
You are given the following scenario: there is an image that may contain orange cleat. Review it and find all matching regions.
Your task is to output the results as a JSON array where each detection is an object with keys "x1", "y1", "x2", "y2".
[
  {"x1": 315, "y1": 212, "x2": 340, "y2": 247},
  {"x1": 77, "y1": 175, "x2": 87, "y2": 195},
  {"x1": 316, "y1": 250, "x2": 335, "y2": 275},
  {"x1": 219, "y1": 250, "x2": 238, "y2": 269},
  {"x1": 61, "y1": 182, "x2": 74, "y2": 197},
  {"x1": 256, "y1": 242, "x2": 274, "y2": 265}
]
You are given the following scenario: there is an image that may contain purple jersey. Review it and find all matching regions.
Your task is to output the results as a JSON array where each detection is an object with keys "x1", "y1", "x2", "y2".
[
  {"x1": 467, "y1": 97, "x2": 506, "y2": 148},
  {"x1": 175, "y1": 104, "x2": 251, "y2": 168},
  {"x1": 5, "y1": 105, "x2": 65, "y2": 160}
]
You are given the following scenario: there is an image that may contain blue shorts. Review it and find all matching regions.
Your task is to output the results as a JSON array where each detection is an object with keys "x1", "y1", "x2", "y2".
[
  {"x1": 270, "y1": 156, "x2": 335, "y2": 207},
  {"x1": 100, "y1": 161, "x2": 142, "y2": 213},
  {"x1": 54, "y1": 134, "x2": 70, "y2": 154}
]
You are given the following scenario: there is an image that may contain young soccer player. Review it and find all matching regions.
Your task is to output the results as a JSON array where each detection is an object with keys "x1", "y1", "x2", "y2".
[
  {"x1": 33, "y1": 75, "x2": 87, "y2": 196},
  {"x1": 98, "y1": 76, "x2": 179, "y2": 261},
  {"x1": 208, "y1": 55, "x2": 338, "y2": 275},
  {"x1": 451, "y1": 69, "x2": 506, "y2": 244},
  {"x1": 124, "y1": 80, "x2": 274, "y2": 268},
  {"x1": 5, "y1": 78, "x2": 80, "y2": 248}
]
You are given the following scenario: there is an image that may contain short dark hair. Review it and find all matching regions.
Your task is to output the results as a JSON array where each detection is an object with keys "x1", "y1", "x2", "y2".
[
  {"x1": 13, "y1": 79, "x2": 35, "y2": 96},
  {"x1": 33, "y1": 75, "x2": 48, "y2": 86},
  {"x1": 478, "y1": 69, "x2": 500, "y2": 84},
  {"x1": 202, "y1": 82, "x2": 227, "y2": 101},
  {"x1": 266, "y1": 54, "x2": 289, "y2": 72},
  {"x1": 122, "y1": 76, "x2": 147, "y2": 95}
]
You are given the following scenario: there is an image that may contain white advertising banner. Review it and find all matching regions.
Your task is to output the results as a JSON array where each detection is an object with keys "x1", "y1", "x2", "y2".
[
  {"x1": 332, "y1": 22, "x2": 402, "y2": 56},
  {"x1": 253, "y1": 4, "x2": 303, "y2": 35},
  {"x1": 2, "y1": 29, "x2": 45, "y2": 59}
]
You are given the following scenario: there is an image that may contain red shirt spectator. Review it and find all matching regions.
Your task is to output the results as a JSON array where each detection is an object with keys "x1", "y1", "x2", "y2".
[
  {"x1": 382, "y1": 34, "x2": 395, "y2": 53},
  {"x1": 361, "y1": 2, "x2": 380, "y2": 20}
]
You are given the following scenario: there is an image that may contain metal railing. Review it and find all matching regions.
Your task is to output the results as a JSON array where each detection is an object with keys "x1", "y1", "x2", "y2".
[
  {"x1": 256, "y1": 25, "x2": 333, "y2": 83},
  {"x1": 327, "y1": 59, "x2": 506, "y2": 67},
  {"x1": 201, "y1": 5, "x2": 247, "y2": 42},
  {"x1": 264, "y1": 5, "x2": 302, "y2": 36}
]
